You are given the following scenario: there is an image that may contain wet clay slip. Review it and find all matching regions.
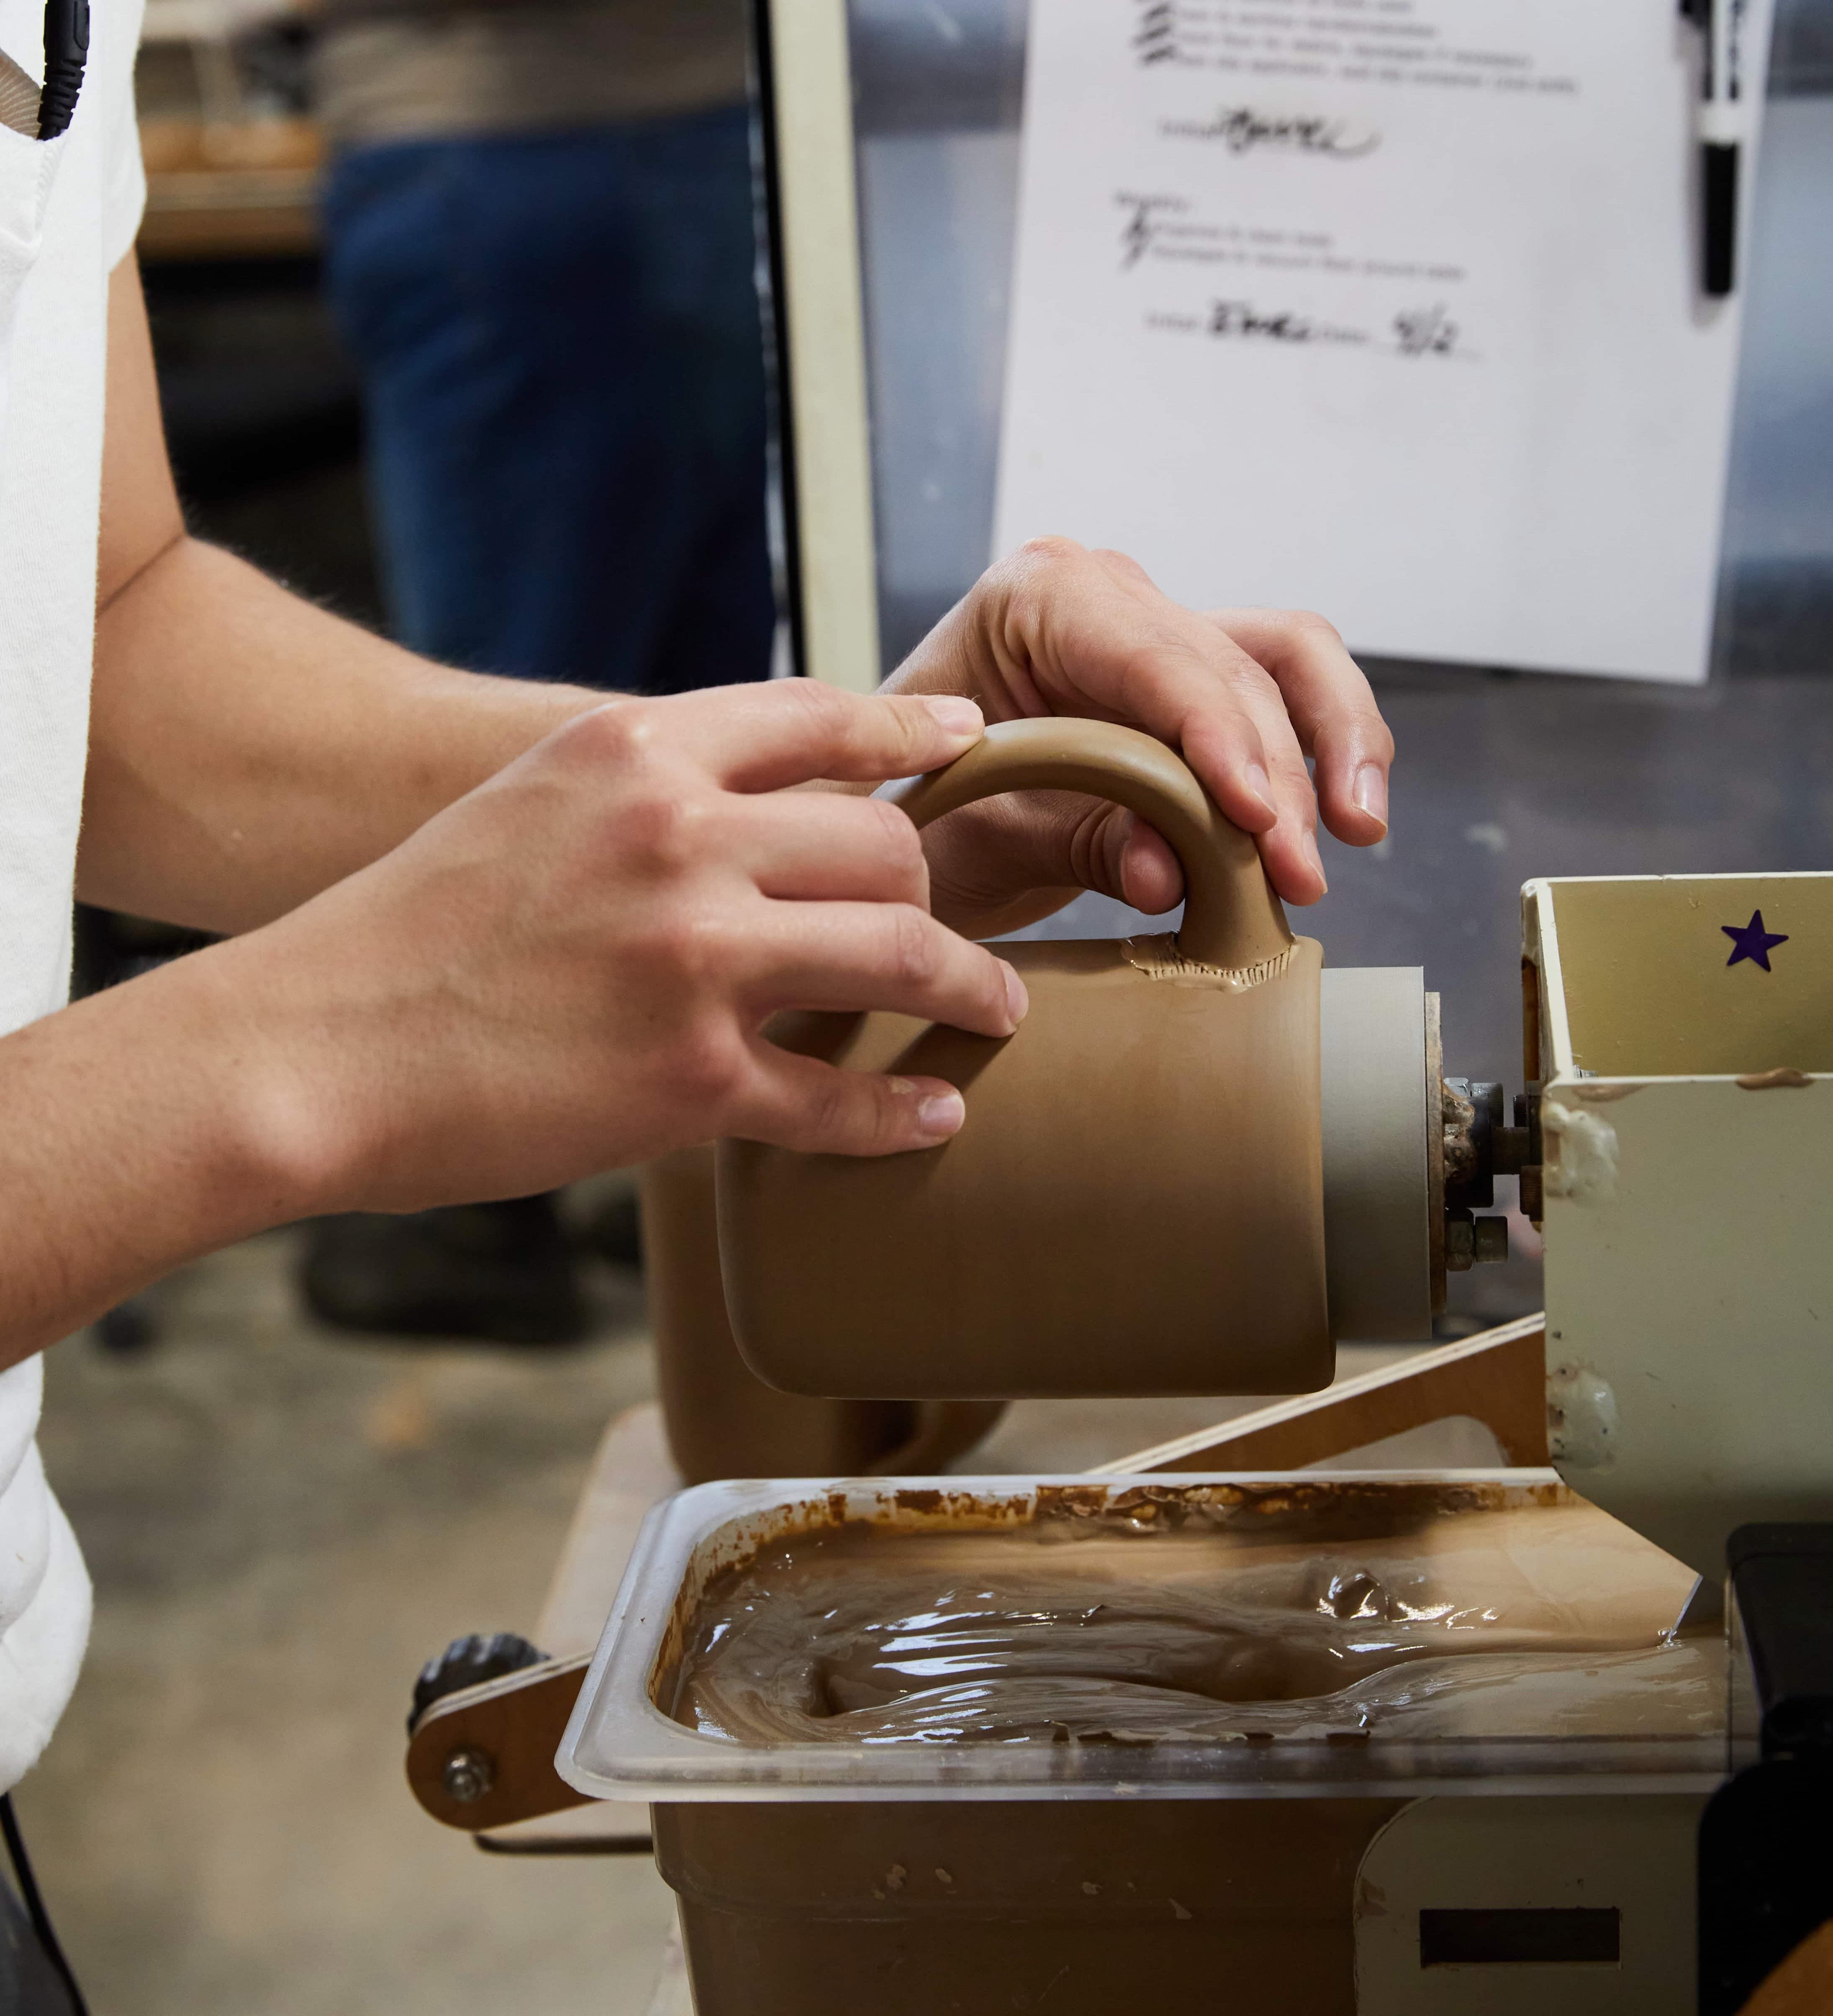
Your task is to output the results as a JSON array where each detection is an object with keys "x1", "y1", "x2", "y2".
[
  {"x1": 642, "y1": 1147, "x2": 1004, "y2": 1483},
  {"x1": 666, "y1": 1489, "x2": 1705, "y2": 1750},
  {"x1": 716, "y1": 717, "x2": 1331, "y2": 1397}
]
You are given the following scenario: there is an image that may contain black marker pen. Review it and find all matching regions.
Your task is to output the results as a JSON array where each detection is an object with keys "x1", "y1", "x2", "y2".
[{"x1": 1693, "y1": 0, "x2": 1745, "y2": 298}]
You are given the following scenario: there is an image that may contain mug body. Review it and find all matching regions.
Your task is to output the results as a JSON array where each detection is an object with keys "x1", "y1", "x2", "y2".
[
  {"x1": 645, "y1": 1147, "x2": 1006, "y2": 1478},
  {"x1": 718, "y1": 935, "x2": 1331, "y2": 1399}
]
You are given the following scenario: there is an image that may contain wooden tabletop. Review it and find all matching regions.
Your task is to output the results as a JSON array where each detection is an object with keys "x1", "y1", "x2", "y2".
[{"x1": 139, "y1": 118, "x2": 323, "y2": 262}]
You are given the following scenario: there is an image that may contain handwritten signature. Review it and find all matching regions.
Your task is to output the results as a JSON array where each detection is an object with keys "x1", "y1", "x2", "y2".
[
  {"x1": 1161, "y1": 107, "x2": 1380, "y2": 158},
  {"x1": 1208, "y1": 299, "x2": 1367, "y2": 345}
]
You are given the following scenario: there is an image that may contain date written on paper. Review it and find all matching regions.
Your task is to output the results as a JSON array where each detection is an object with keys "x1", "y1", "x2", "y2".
[
  {"x1": 1393, "y1": 303, "x2": 1458, "y2": 354},
  {"x1": 1145, "y1": 300, "x2": 1464, "y2": 357}
]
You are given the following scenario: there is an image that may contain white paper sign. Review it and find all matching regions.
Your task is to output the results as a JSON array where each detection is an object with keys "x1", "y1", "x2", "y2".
[{"x1": 994, "y1": 0, "x2": 1771, "y2": 682}]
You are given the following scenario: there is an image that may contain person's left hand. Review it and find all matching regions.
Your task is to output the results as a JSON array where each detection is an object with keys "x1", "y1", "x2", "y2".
[{"x1": 881, "y1": 538, "x2": 1394, "y2": 939}]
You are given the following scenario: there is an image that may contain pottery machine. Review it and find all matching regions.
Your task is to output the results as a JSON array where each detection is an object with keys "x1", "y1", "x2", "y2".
[{"x1": 403, "y1": 868, "x2": 1833, "y2": 2013}]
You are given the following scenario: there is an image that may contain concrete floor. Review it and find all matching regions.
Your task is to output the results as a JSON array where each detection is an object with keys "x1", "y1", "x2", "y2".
[{"x1": 18, "y1": 1232, "x2": 678, "y2": 2016}]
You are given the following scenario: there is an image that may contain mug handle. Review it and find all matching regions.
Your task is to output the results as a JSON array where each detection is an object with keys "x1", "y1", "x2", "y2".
[{"x1": 886, "y1": 716, "x2": 1293, "y2": 974}]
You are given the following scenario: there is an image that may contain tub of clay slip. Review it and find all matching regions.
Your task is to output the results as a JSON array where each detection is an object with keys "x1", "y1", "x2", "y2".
[{"x1": 558, "y1": 1471, "x2": 1722, "y2": 1805}]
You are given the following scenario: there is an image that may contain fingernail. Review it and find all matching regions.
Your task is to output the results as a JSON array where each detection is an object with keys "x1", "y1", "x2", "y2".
[
  {"x1": 1302, "y1": 829, "x2": 1328, "y2": 893},
  {"x1": 916, "y1": 1088, "x2": 966, "y2": 1139},
  {"x1": 1003, "y1": 962, "x2": 1030, "y2": 1026},
  {"x1": 1353, "y1": 763, "x2": 1388, "y2": 831},
  {"x1": 1244, "y1": 761, "x2": 1275, "y2": 814},
  {"x1": 924, "y1": 695, "x2": 984, "y2": 736}
]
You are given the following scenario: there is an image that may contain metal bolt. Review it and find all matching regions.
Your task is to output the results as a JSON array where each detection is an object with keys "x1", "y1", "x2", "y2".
[
  {"x1": 442, "y1": 1747, "x2": 495, "y2": 1804},
  {"x1": 1472, "y1": 1216, "x2": 1509, "y2": 1264},
  {"x1": 1490, "y1": 1123, "x2": 1533, "y2": 1175},
  {"x1": 1441, "y1": 1080, "x2": 1479, "y2": 1192},
  {"x1": 1445, "y1": 1213, "x2": 1474, "y2": 1271}
]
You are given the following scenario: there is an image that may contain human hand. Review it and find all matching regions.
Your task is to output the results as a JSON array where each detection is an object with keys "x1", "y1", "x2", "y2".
[
  {"x1": 883, "y1": 539, "x2": 1394, "y2": 938},
  {"x1": 205, "y1": 682, "x2": 1027, "y2": 1213}
]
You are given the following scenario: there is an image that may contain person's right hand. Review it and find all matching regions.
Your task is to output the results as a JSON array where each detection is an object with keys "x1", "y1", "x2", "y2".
[{"x1": 191, "y1": 682, "x2": 1027, "y2": 1216}]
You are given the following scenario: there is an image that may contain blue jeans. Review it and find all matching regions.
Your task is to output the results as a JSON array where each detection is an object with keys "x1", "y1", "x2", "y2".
[{"x1": 321, "y1": 106, "x2": 774, "y2": 693}]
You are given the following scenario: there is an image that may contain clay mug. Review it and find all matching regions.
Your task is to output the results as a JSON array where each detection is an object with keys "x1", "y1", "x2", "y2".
[
  {"x1": 642, "y1": 1145, "x2": 1007, "y2": 1483},
  {"x1": 716, "y1": 717, "x2": 1332, "y2": 1398}
]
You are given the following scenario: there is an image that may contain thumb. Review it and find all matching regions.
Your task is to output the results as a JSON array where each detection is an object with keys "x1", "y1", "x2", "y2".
[
  {"x1": 923, "y1": 790, "x2": 1186, "y2": 923},
  {"x1": 1100, "y1": 804, "x2": 1184, "y2": 916}
]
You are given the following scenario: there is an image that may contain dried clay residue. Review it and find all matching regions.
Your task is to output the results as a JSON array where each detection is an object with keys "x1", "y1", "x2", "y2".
[
  {"x1": 1737, "y1": 1067, "x2": 1814, "y2": 1091},
  {"x1": 1122, "y1": 933, "x2": 1294, "y2": 991},
  {"x1": 1542, "y1": 1100, "x2": 1620, "y2": 1205},
  {"x1": 666, "y1": 1498, "x2": 1707, "y2": 1751}
]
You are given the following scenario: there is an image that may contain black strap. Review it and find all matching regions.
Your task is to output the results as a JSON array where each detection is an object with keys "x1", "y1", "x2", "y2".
[
  {"x1": 36, "y1": 0, "x2": 87, "y2": 140},
  {"x1": 0, "y1": 1795, "x2": 88, "y2": 2016}
]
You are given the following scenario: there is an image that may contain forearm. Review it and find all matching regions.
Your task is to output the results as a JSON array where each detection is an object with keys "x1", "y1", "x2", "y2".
[
  {"x1": 6, "y1": 684, "x2": 1011, "y2": 1367},
  {"x1": 80, "y1": 538, "x2": 600, "y2": 932},
  {"x1": 0, "y1": 946, "x2": 314, "y2": 1365}
]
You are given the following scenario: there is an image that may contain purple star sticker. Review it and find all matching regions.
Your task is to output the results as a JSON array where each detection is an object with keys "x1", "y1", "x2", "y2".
[{"x1": 1723, "y1": 909, "x2": 1789, "y2": 972}]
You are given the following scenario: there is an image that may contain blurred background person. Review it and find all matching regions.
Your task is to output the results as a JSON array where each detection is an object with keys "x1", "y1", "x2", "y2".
[{"x1": 304, "y1": 0, "x2": 773, "y2": 1341}]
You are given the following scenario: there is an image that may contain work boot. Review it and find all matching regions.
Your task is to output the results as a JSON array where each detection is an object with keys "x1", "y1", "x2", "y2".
[{"x1": 300, "y1": 1193, "x2": 588, "y2": 1344}]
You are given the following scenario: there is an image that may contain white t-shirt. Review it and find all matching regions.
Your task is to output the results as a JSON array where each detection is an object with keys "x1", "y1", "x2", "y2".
[{"x1": 0, "y1": 0, "x2": 146, "y2": 1790}]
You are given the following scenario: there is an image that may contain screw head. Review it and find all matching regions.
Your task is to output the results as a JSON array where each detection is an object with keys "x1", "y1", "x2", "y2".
[{"x1": 442, "y1": 1747, "x2": 495, "y2": 1804}]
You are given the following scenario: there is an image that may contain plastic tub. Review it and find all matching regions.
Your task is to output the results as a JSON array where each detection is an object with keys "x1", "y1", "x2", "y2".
[{"x1": 560, "y1": 1473, "x2": 1716, "y2": 2014}]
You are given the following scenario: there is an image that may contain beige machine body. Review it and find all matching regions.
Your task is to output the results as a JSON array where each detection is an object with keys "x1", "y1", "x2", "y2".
[{"x1": 1530, "y1": 872, "x2": 1833, "y2": 1577}]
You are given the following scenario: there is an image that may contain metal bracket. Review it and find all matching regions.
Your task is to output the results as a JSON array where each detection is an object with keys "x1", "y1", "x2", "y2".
[{"x1": 405, "y1": 1654, "x2": 593, "y2": 1833}]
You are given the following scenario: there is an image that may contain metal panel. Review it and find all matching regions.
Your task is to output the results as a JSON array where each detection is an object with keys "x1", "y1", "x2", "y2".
[
  {"x1": 762, "y1": 0, "x2": 881, "y2": 691},
  {"x1": 1355, "y1": 1795, "x2": 1704, "y2": 2014}
]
